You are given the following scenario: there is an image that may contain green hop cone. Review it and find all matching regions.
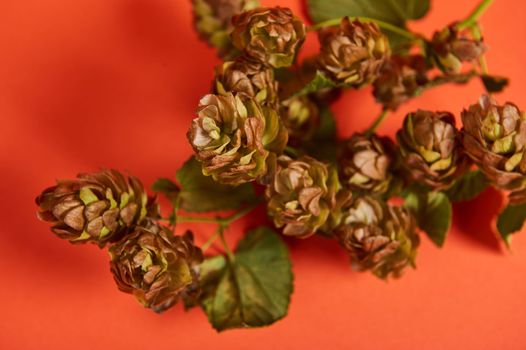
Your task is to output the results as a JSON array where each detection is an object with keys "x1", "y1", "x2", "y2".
[
  {"x1": 397, "y1": 110, "x2": 467, "y2": 190},
  {"x1": 187, "y1": 93, "x2": 288, "y2": 185},
  {"x1": 335, "y1": 196, "x2": 419, "y2": 279},
  {"x1": 317, "y1": 18, "x2": 390, "y2": 87},
  {"x1": 215, "y1": 57, "x2": 279, "y2": 108},
  {"x1": 36, "y1": 170, "x2": 158, "y2": 247},
  {"x1": 109, "y1": 226, "x2": 203, "y2": 313},
  {"x1": 280, "y1": 96, "x2": 320, "y2": 146},
  {"x1": 192, "y1": 0, "x2": 259, "y2": 57},
  {"x1": 339, "y1": 133, "x2": 396, "y2": 196},
  {"x1": 265, "y1": 155, "x2": 340, "y2": 238},
  {"x1": 373, "y1": 55, "x2": 429, "y2": 111},
  {"x1": 429, "y1": 23, "x2": 486, "y2": 75},
  {"x1": 230, "y1": 7, "x2": 306, "y2": 68},
  {"x1": 461, "y1": 95, "x2": 526, "y2": 203}
]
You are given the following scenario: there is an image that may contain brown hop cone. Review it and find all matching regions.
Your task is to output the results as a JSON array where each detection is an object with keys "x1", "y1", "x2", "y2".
[
  {"x1": 192, "y1": 0, "x2": 259, "y2": 56},
  {"x1": 461, "y1": 95, "x2": 526, "y2": 203},
  {"x1": 397, "y1": 110, "x2": 467, "y2": 190},
  {"x1": 430, "y1": 24, "x2": 486, "y2": 74},
  {"x1": 339, "y1": 133, "x2": 396, "y2": 196},
  {"x1": 265, "y1": 155, "x2": 339, "y2": 238},
  {"x1": 230, "y1": 7, "x2": 306, "y2": 68},
  {"x1": 317, "y1": 18, "x2": 390, "y2": 87},
  {"x1": 36, "y1": 170, "x2": 158, "y2": 247},
  {"x1": 280, "y1": 96, "x2": 319, "y2": 146},
  {"x1": 215, "y1": 57, "x2": 279, "y2": 108},
  {"x1": 373, "y1": 55, "x2": 429, "y2": 110},
  {"x1": 188, "y1": 93, "x2": 288, "y2": 185},
  {"x1": 335, "y1": 196, "x2": 419, "y2": 279},
  {"x1": 109, "y1": 226, "x2": 203, "y2": 313}
]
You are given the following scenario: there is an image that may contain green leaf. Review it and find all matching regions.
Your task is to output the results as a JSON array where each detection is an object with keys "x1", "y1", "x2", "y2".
[
  {"x1": 303, "y1": 106, "x2": 338, "y2": 162},
  {"x1": 405, "y1": 191, "x2": 452, "y2": 247},
  {"x1": 445, "y1": 170, "x2": 489, "y2": 202},
  {"x1": 176, "y1": 157, "x2": 256, "y2": 213},
  {"x1": 496, "y1": 203, "x2": 526, "y2": 245},
  {"x1": 293, "y1": 71, "x2": 339, "y2": 98},
  {"x1": 151, "y1": 178, "x2": 180, "y2": 201},
  {"x1": 307, "y1": 0, "x2": 430, "y2": 48},
  {"x1": 481, "y1": 75, "x2": 509, "y2": 93},
  {"x1": 200, "y1": 227, "x2": 293, "y2": 331}
]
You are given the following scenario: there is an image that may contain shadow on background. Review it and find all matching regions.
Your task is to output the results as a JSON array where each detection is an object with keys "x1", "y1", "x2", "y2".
[{"x1": 452, "y1": 187, "x2": 503, "y2": 253}]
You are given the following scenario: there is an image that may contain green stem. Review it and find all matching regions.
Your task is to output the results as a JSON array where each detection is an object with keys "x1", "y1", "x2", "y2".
[
  {"x1": 470, "y1": 24, "x2": 489, "y2": 75},
  {"x1": 310, "y1": 16, "x2": 419, "y2": 41},
  {"x1": 365, "y1": 109, "x2": 389, "y2": 136},
  {"x1": 285, "y1": 146, "x2": 300, "y2": 158},
  {"x1": 218, "y1": 227, "x2": 235, "y2": 261},
  {"x1": 176, "y1": 200, "x2": 261, "y2": 225},
  {"x1": 201, "y1": 228, "x2": 221, "y2": 253},
  {"x1": 176, "y1": 216, "x2": 219, "y2": 224},
  {"x1": 457, "y1": 0, "x2": 494, "y2": 30}
]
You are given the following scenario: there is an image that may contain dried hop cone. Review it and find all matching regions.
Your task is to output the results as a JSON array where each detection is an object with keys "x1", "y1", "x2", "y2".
[
  {"x1": 317, "y1": 18, "x2": 390, "y2": 87},
  {"x1": 430, "y1": 24, "x2": 486, "y2": 74},
  {"x1": 373, "y1": 55, "x2": 429, "y2": 110},
  {"x1": 339, "y1": 133, "x2": 396, "y2": 196},
  {"x1": 188, "y1": 93, "x2": 288, "y2": 185},
  {"x1": 192, "y1": 0, "x2": 259, "y2": 55},
  {"x1": 110, "y1": 226, "x2": 203, "y2": 313},
  {"x1": 265, "y1": 155, "x2": 339, "y2": 238},
  {"x1": 335, "y1": 196, "x2": 419, "y2": 279},
  {"x1": 36, "y1": 170, "x2": 157, "y2": 247},
  {"x1": 280, "y1": 96, "x2": 319, "y2": 146},
  {"x1": 230, "y1": 7, "x2": 306, "y2": 68},
  {"x1": 215, "y1": 57, "x2": 279, "y2": 108},
  {"x1": 397, "y1": 110, "x2": 467, "y2": 190},
  {"x1": 461, "y1": 95, "x2": 526, "y2": 203}
]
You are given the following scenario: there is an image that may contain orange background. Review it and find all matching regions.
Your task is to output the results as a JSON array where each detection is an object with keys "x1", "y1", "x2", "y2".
[{"x1": 1, "y1": 0, "x2": 526, "y2": 349}]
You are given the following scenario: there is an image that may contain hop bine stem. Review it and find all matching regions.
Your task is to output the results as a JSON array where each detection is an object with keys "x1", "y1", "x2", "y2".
[
  {"x1": 457, "y1": 0, "x2": 495, "y2": 30},
  {"x1": 365, "y1": 109, "x2": 390, "y2": 136}
]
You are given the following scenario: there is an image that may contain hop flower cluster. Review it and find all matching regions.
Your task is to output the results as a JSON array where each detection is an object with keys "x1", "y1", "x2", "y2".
[
  {"x1": 36, "y1": 170, "x2": 203, "y2": 313},
  {"x1": 35, "y1": 1, "x2": 519, "y2": 331}
]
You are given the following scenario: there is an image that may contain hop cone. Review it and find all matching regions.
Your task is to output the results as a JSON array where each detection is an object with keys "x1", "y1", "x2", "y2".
[
  {"x1": 461, "y1": 95, "x2": 526, "y2": 203},
  {"x1": 109, "y1": 226, "x2": 203, "y2": 313},
  {"x1": 373, "y1": 55, "x2": 429, "y2": 110},
  {"x1": 36, "y1": 170, "x2": 157, "y2": 247},
  {"x1": 397, "y1": 110, "x2": 467, "y2": 190},
  {"x1": 280, "y1": 96, "x2": 319, "y2": 146},
  {"x1": 192, "y1": 0, "x2": 259, "y2": 56},
  {"x1": 230, "y1": 7, "x2": 306, "y2": 68},
  {"x1": 430, "y1": 24, "x2": 486, "y2": 74},
  {"x1": 188, "y1": 93, "x2": 288, "y2": 185},
  {"x1": 317, "y1": 18, "x2": 390, "y2": 87},
  {"x1": 335, "y1": 196, "x2": 419, "y2": 279},
  {"x1": 265, "y1": 155, "x2": 339, "y2": 238},
  {"x1": 339, "y1": 133, "x2": 395, "y2": 196},
  {"x1": 215, "y1": 57, "x2": 279, "y2": 108}
]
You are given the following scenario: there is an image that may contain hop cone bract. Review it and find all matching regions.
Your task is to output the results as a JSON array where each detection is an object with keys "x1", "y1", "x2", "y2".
[
  {"x1": 231, "y1": 7, "x2": 306, "y2": 68},
  {"x1": 461, "y1": 95, "x2": 526, "y2": 203},
  {"x1": 36, "y1": 170, "x2": 157, "y2": 247},
  {"x1": 335, "y1": 196, "x2": 419, "y2": 279},
  {"x1": 110, "y1": 226, "x2": 203, "y2": 313}
]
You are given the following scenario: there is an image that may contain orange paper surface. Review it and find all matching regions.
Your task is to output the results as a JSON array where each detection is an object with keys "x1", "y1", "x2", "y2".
[{"x1": 1, "y1": 0, "x2": 526, "y2": 349}]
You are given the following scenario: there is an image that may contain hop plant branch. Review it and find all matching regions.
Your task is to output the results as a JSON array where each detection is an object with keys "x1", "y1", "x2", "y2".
[{"x1": 457, "y1": 0, "x2": 495, "y2": 30}]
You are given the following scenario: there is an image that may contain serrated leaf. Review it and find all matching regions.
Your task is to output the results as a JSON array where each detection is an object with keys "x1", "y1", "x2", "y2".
[
  {"x1": 496, "y1": 203, "x2": 526, "y2": 245},
  {"x1": 200, "y1": 227, "x2": 293, "y2": 331},
  {"x1": 293, "y1": 71, "x2": 339, "y2": 98},
  {"x1": 151, "y1": 178, "x2": 180, "y2": 202},
  {"x1": 405, "y1": 191, "x2": 452, "y2": 247},
  {"x1": 307, "y1": 0, "x2": 430, "y2": 48},
  {"x1": 481, "y1": 75, "x2": 509, "y2": 93},
  {"x1": 303, "y1": 106, "x2": 338, "y2": 162},
  {"x1": 176, "y1": 157, "x2": 256, "y2": 213},
  {"x1": 445, "y1": 170, "x2": 489, "y2": 202}
]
